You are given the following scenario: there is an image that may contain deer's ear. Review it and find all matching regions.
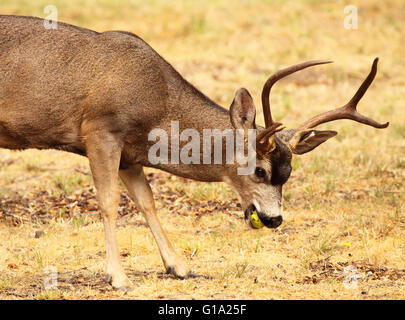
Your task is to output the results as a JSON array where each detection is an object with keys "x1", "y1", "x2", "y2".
[
  {"x1": 230, "y1": 88, "x2": 256, "y2": 130},
  {"x1": 288, "y1": 129, "x2": 337, "y2": 155}
]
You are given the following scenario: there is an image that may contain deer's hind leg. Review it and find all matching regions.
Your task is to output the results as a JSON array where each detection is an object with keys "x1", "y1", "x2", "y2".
[{"x1": 119, "y1": 165, "x2": 192, "y2": 278}]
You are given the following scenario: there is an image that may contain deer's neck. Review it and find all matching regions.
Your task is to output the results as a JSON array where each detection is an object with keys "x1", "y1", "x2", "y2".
[
  {"x1": 138, "y1": 72, "x2": 236, "y2": 182},
  {"x1": 165, "y1": 68, "x2": 232, "y2": 131}
]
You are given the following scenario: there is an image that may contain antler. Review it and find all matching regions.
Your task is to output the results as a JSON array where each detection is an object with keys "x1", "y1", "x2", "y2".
[
  {"x1": 297, "y1": 58, "x2": 389, "y2": 131},
  {"x1": 257, "y1": 60, "x2": 332, "y2": 154},
  {"x1": 261, "y1": 60, "x2": 333, "y2": 128}
]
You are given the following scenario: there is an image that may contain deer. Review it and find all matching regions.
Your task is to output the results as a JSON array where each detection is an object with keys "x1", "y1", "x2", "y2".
[{"x1": 0, "y1": 15, "x2": 389, "y2": 290}]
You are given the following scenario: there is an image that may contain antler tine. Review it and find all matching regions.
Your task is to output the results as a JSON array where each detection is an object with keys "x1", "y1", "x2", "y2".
[
  {"x1": 297, "y1": 58, "x2": 389, "y2": 130},
  {"x1": 256, "y1": 122, "x2": 285, "y2": 143},
  {"x1": 256, "y1": 122, "x2": 285, "y2": 155},
  {"x1": 261, "y1": 60, "x2": 333, "y2": 128}
]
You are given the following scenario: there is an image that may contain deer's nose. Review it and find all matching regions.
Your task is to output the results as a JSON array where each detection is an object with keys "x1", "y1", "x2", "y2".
[{"x1": 257, "y1": 213, "x2": 282, "y2": 228}]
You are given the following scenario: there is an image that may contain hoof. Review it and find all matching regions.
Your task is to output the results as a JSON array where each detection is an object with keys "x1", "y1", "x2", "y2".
[
  {"x1": 105, "y1": 274, "x2": 112, "y2": 284},
  {"x1": 166, "y1": 267, "x2": 199, "y2": 279},
  {"x1": 186, "y1": 272, "x2": 200, "y2": 279},
  {"x1": 166, "y1": 266, "x2": 176, "y2": 276},
  {"x1": 105, "y1": 273, "x2": 132, "y2": 290}
]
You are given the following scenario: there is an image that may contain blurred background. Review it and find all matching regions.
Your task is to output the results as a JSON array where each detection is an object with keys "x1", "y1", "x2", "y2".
[
  {"x1": 0, "y1": 0, "x2": 403, "y2": 299},
  {"x1": 1, "y1": 0, "x2": 404, "y2": 111}
]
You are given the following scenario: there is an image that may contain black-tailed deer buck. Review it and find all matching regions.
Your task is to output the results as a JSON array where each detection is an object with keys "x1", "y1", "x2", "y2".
[{"x1": 0, "y1": 15, "x2": 389, "y2": 290}]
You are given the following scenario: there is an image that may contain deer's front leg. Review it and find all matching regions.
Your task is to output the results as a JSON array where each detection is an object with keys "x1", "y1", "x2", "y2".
[
  {"x1": 119, "y1": 165, "x2": 191, "y2": 278},
  {"x1": 84, "y1": 130, "x2": 132, "y2": 290}
]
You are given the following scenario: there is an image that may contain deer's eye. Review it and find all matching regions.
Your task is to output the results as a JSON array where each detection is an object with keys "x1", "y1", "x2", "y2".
[{"x1": 255, "y1": 167, "x2": 266, "y2": 178}]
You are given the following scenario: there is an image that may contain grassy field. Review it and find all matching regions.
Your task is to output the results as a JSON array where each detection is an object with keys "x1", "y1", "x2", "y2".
[{"x1": 0, "y1": 0, "x2": 404, "y2": 299}]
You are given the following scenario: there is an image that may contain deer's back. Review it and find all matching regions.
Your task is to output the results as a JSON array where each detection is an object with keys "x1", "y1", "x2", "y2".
[{"x1": 0, "y1": 15, "x2": 171, "y2": 152}]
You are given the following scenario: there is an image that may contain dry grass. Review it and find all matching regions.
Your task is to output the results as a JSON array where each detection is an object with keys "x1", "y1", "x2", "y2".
[{"x1": 0, "y1": 0, "x2": 404, "y2": 299}]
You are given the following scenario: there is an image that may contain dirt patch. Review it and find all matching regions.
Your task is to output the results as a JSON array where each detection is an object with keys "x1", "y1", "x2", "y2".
[{"x1": 299, "y1": 257, "x2": 405, "y2": 285}]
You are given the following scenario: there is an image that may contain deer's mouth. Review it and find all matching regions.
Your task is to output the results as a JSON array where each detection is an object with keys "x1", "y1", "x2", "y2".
[
  {"x1": 244, "y1": 204, "x2": 283, "y2": 229},
  {"x1": 244, "y1": 204, "x2": 263, "y2": 229}
]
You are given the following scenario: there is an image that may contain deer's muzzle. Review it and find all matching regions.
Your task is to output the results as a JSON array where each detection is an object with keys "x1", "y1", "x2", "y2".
[{"x1": 244, "y1": 205, "x2": 283, "y2": 229}]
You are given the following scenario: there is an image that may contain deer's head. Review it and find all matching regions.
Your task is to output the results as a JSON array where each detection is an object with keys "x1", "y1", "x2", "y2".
[{"x1": 225, "y1": 58, "x2": 388, "y2": 229}]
